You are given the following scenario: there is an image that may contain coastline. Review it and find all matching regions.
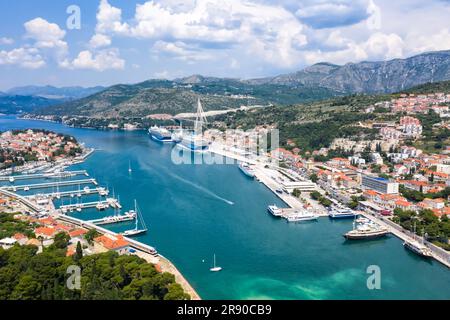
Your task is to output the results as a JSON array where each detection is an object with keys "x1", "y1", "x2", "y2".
[
  {"x1": 209, "y1": 143, "x2": 450, "y2": 269},
  {"x1": 0, "y1": 144, "x2": 201, "y2": 300}
]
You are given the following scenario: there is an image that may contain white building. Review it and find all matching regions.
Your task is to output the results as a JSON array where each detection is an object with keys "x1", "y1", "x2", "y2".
[{"x1": 361, "y1": 175, "x2": 399, "y2": 194}]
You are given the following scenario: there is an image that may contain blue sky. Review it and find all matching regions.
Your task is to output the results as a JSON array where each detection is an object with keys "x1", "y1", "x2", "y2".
[{"x1": 0, "y1": 0, "x2": 449, "y2": 90}]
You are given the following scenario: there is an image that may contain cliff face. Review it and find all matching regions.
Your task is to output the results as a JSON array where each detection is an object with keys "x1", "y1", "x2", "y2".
[{"x1": 250, "y1": 50, "x2": 450, "y2": 94}]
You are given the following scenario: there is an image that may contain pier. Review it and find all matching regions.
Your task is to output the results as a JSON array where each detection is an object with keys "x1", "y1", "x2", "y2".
[
  {"x1": 60, "y1": 199, "x2": 119, "y2": 211},
  {"x1": 1, "y1": 179, "x2": 98, "y2": 191},
  {"x1": 88, "y1": 214, "x2": 136, "y2": 225},
  {"x1": 26, "y1": 187, "x2": 109, "y2": 200},
  {"x1": 0, "y1": 170, "x2": 89, "y2": 182}
]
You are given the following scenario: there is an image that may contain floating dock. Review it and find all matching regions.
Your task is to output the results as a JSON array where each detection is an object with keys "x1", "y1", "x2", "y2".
[
  {"x1": 27, "y1": 187, "x2": 109, "y2": 200},
  {"x1": 0, "y1": 170, "x2": 89, "y2": 182},
  {"x1": 88, "y1": 214, "x2": 136, "y2": 225},
  {"x1": 60, "y1": 199, "x2": 118, "y2": 211},
  {"x1": 2, "y1": 179, "x2": 98, "y2": 191}
]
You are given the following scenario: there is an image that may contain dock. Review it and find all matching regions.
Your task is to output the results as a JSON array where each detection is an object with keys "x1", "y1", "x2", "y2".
[
  {"x1": 60, "y1": 199, "x2": 118, "y2": 211},
  {"x1": 0, "y1": 170, "x2": 89, "y2": 182},
  {"x1": 26, "y1": 187, "x2": 109, "y2": 200},
  {"x1": 359, "y1": 212, "x2": 450, "y2": 269},
  {"x1": 2, "y1": 179, "x2": 98, "y2": 191},
  {"x1": 88, "y1": 214, "x2": 136, "y2": 225}
]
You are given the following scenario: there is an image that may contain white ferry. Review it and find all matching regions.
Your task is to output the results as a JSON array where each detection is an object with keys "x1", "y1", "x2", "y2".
[{"x1": 268, "y1": 205, "x2": 283, "y2": 217}]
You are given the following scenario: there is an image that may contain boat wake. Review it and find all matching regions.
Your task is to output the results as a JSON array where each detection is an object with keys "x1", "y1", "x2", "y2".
[
  {"x1": 167, "y1": 172, "x2": 235, "y2": 206},
  {"x1": 137, "y1": 159, "x2": 234, "y2": 206}
]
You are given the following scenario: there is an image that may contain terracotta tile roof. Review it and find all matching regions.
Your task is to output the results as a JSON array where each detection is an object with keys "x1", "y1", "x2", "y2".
[
  {"x1": 95, "y1": 234, "x2": 129, "y2": 250},
  {"x1": 69, "y1": 229, "x2": 88, "y2": 238}
]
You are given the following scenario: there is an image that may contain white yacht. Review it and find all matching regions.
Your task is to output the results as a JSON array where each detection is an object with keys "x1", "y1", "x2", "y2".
[
  {"x1": 286, "y1": 210, "x2": 318, "y2": 222},
  {"x1": 210, "y1": 254, "x2": 222, "y2": 272},
  {"x1": 122, "y1": 200, "x2": 148, "y2": 237},
  {"x1": 268, "y1": 205, "x2": 283, "y2": 217}
]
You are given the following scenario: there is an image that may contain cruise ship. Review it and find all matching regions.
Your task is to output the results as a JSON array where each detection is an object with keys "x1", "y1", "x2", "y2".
[
  {"x1": 179, "y1": 134, "x2": 209, "y2": 152},
  {"x1": 239, "y1": 163, "x2": 255, "y2": 178},
  {"x1": 149, "y1": 126, "x2": 173, "y2": 143},
  {"x1": 328, "y1": 207, "x2": 358, "y2": 219},
  {"x1": 344, "y1": 221, "x2": 389, "y2": 240}
]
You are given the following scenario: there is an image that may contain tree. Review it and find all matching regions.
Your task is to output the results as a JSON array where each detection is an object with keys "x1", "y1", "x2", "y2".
[
  {"x1": 74, "y1": 241, "x2": 83, "y2": 262},
  {"x1": 10, "y1": 275, "x2": 42, "y2": 300},
  {"x1": 53, "y1": 232, "x2": 71, "y2": 249},
  {"x1": 292, "y1": 189, "x2": 301, "y2": 198},
  {"x1": 310, "y1": 173, "x2": 318, "y2": 183},
  {"x1": 84, "y1": 229, "x2": 100, "y2": 245}
]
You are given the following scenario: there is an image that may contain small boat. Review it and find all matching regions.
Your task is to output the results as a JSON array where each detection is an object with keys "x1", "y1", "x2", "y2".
[
  {"x1": 24, "y1": 186, "x2": 30, "y2": 192},
  {"x1": 122, "y1": 200, "x2": 148, "y2": 237},
  {"x1": 268, "y1": 205, "x2": 283, "y2": 217},
  {"x1": 239, "y1": 163, "x2": 255, "y2": 178},
  {"x1": 286, "y1": 210, "x2": 318, "y2": 222},
  {"x1": 328, "y1": 207, "x2": 358, "y2": 219},
  {"x1": 128, "y1": 161, "x2": 132, "y2": 173},
  {"x1": 8, "y1": 177, "x2": 14, "y2": 183},
  {"x1": 344, "y1": 222, "x2": 389, "y2": 240},
  {"x1": 210, "y1": 254, "x2": 222, "y2": 272},
  {"x1": 403, "y1": 226, "x2": 433, "y2": 258},
  {"x1": 96, "y1": 203, "x2": 108, "y2": 211},
  {"x1": 83, "y1": 186, "x2": 90, "y2": 194}
]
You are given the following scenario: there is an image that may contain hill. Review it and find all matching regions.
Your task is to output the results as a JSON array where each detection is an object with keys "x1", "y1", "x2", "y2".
[
  {"x1": 34, "y1": 79, "x2": 339, "y2": 118},
  {"x1": 0, "y1": 95, "x2": 63, "y2": 114},
  {"x1": 7, "y1": 85, "x2": 106, "y2": 100}
]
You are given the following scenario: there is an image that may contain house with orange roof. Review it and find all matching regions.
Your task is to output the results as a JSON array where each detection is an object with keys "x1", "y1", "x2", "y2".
[
  {"x1": 423, "y1": 198, "x2": 446, "y2": 210},
  {"x1": 34, "y1": 226, "x2": 58, "y2": 240},
  {"x1": 13, "y1": 233, "x2": 29, "y2": 245},
  {"x1": 94, "y1": 234, "x2": 130, "y2": 255},
  {"x1": 395, "y1": 199, "x2": 414, "y2": 211}
]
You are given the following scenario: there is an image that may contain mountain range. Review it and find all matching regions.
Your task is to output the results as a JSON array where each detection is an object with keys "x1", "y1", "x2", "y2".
[
  {"x1": 12, "y1": 49, "x2": 450, "y2": 118},
  {"x1": 248, "y1": 50, "x2": 450, "y2": 93}
]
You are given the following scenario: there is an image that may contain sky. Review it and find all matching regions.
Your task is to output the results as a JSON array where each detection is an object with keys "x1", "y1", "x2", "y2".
[{"x1": 0, "y1": 0, "x2": 449, "y2": 90}]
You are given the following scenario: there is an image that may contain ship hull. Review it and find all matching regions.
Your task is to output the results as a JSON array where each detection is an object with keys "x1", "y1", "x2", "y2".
[
  {"x1": 403, "y1": 242, "x2": 433, "y2": 258},
  {"x1": 149, "y1": 128, "x2": 173, "y2": 143},
  {"x1": 239, "y1": 165, "x2": 255, "y2": 178},
  {"x1": 329, "y1": 214, "x2": 358, "y2": 219},
  {"x1": 344, "y1": 232, "x2": 388, "y2": 240}
]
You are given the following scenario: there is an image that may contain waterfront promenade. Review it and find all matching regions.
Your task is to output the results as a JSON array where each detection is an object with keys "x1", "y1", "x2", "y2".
[{"x1": 209, "y1": 143, "x2": 450, "y2": 269}]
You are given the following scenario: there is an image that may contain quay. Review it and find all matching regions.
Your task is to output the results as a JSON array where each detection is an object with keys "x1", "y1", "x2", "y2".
[
  {"x1": 358, "y1": 211, "x2": 450, "y2": 269},
  {"x1": 1, "y1": 179, "x2": 98, "y2": 191},
  {"x1": 57, "y1": 214, "x2": 201, "y2": 299}
]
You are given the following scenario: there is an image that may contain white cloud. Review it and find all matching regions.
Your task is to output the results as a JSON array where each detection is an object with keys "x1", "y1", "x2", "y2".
[
  {"x1": 24, "y1": 18, "x2": 67, "y2": 51},
  {"x1": 152, "y1": 40, "x2": 214, "y2": 62},
  {"x1": 62, "y1": 49, "x2": 125, "y2": 71},
  {"x1": 404, "y1": 28, "x2": 450, "y2": 55},
  {"x1": 89, "y1": 34, "x2": 112, "y2": 48},
  {"x1": 96, "y1": 0, "x2": 308, "y2": 67},
  {"x1": 0, "y1": 47, "x2": 45, "y2": 69},
  {"x1": 96, "y1": 0, "x2": 130, "y2": 34},
  {"x1": 0, "y1": 37, "x2": 14, "y2": 45}
]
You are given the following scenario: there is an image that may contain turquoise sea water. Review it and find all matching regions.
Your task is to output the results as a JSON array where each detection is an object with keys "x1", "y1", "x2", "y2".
[{"x1": 1, "y1": 115, "x2": 450, "y2": 300}]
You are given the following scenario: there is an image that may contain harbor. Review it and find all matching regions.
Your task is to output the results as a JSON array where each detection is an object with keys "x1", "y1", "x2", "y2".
[{"x1": 1, "y1": 115, "x2": 450, "y2": 300}]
